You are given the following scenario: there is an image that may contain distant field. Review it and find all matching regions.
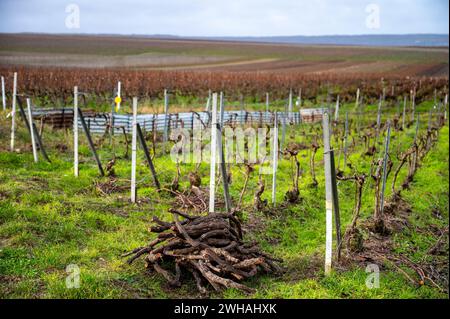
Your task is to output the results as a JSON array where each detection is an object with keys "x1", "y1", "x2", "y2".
[{"x1": 0, "y1": 34, "x2": 448, "y2": 76}]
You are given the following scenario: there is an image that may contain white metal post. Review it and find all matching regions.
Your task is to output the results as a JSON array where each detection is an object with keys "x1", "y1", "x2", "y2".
[
  {"x1": 163, "y1": 89, "x2": 169, "y2": 144},
  {"x1": 334, "y1": 95, "x2": 340, "y2": 121},
  {"x1": 131, "y1": 97, "x2": 138, "y2": 203},
  {"x1": 402, "y1": 95, "x2": 407, "y2": 130},
  {"x1": 266, "y1": 92, "x2": 269, "y2": 114},
  {"x1": 322, "y1": 112, "x2": 333, "y2": 275},
  {"x1": 298, "y1": 88, "x2": 302, "y2": 108},
  {"x1": 1, "y1": 76, "x2": 5, "y2": 111},
  {"x1": 10, "y1": 72, "x2": 17, "y2": 151},
  {"x1": 288, "y1": 89, "x2": 293, "y2": 117},
  {"x1": 411, "y1": 88, "x2": 416, "y2": 122},
  {"x1": 74, "y1": 86, "x2": 79, "y2": 177},
  {"x1": 444, "y1": 94, "x2": 448, "y2": 120},
  {"x1": 26, "y1": 98, "x2": 38, "y2": 163},
  {"x1": 219, "y1": 91, "x2": 224, "y2": 128},
  {"x1": 117, "y1": 81, "x2": 121, "y2": 110},
  {"x1": 272, "y1": 112, "x2": 278, "y2": 206},
  {"x1": 209, "y1": 93, "x2": 218, "y2": 213},
  {"x1": 354, "y1": 88, "x2": 360, "y2": 110}
]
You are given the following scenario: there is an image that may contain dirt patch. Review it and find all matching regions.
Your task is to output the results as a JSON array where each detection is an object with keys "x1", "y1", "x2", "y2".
[{"x1": 343, "y1": 195, "x2": 448, "y2": 293}]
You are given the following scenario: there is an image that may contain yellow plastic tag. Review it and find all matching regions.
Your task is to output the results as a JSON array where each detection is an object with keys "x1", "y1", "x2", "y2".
[{"x1": 114, "y1": 96, "x2": 122, "y2": 104}]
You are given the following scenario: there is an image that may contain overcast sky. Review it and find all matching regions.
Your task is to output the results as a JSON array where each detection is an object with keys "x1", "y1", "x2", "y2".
[{"x1": 0, "y1": 0, "x2": 448, "y2": 36}]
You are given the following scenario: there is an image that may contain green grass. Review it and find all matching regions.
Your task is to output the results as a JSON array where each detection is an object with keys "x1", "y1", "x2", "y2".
[{"x1": 0, "y1": 101, "x2": 448, "y2": 299}]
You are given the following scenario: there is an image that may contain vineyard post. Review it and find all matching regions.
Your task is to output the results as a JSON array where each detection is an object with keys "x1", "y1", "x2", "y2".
[
  {"x1": 10, "y1": 72, "x2": 17, "y2": 152},
  {"x1": 329, "y1": 150, "x2": 342, "y2": 260},
  {"x1": 376, "y1": 95, "x2": 382, "y2": 140},
  {"x1": 343, "y1": 112, "x2": 349, "y2": 170},
  {"x1": 217, "y1": 117, "x2": 231, "y2": 214},
  {"x1": 444, "y1": 94, "x2": 448, "y2": 120},
  {"x1": 414, "y1": 114, "x2": 420, "y2": 143},
  {"x1": 288, "y1": 88, "x2": 293, "y2": 118},
  {"x1": 205, "y1": 89, "x2": 211, "y2": 112},
  {"x1": 334, "y1": 95, "x2": 340, "y2": 121},
  {"x1": 411, "y1": 88, "x2": 416, "y2": 122},
  {"x1": 16, "y1": 97, "x2": 50, "y2": 163},
  {"x1": 298, "y1": 88, "x2": 302, "y2": 107},
  {"x1": 209, "y1": 93, "x2": 218, "y2": 213},
  {"x1": 78, "y1": 108, "x2": 104, "y2": 176},
  {"x1": 402, "y1": 96, "x2": 407, "y2": 130},
  {"x1": 281, "y1": 103, "x2": 287, "y2": 151},
  {"x1": 26, "y1": 98, "x2": 38, "y2": 163},
  {"x1": 354, "y1": 88, "x2": 360, "y2": 110},
  {"x1": 272, "y1": 112, "x2": 278, "y2": 206},
  {"x1": 219, "y1": 92, "x2": 225, "y2": 128},
  {"x1": 73, "y1": 86, "x2": 79, "y2": 177},
  {"x1": 163, "y1": 89, "x2": 169, "y2": 148},
  {"x1": 428, "y1": 109, "x2": 432, "y2": 132},
  {"x1": 131, "y1": 97, "x2": 138, "y2": 203},
  {"x1": 322, "y1": 111, "x2": 333, "y2": 275},
  {"x1": 379, "y1": 121, "x2": 391, "y2": 216},
  {"x1": 116, "y1": 81, "x2": 121, "y2": 110},
  {"x1": 1, "y1": 76, "x2": 5, "y2": 111},
  {"x1": 266, "y1": 92, "x2": 269, "y2": 113},
  {"x1": 137, "y1": 123, "x2": 160, "y2": 191},
  {"x1": 411, "y1": 115, "x2": 419, "y2": 171}
]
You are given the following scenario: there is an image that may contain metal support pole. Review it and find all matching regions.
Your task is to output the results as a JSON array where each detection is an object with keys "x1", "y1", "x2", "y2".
[
  {"x1": 1, "y1": 76, "x2": 5, "y2": 111},
  {"x1": 137, "y1": 123, "x2": 160, "y2": 191},
  {"x1": 131, "y1": 97, "x2": 138, "y2": 203},
  {"x1": 74, "y1": 86, "x2": 79, "y2": 176},
  {"x1": 10, "y1": 72, "x2": 17, "y2": 151},
  {"x1": 322, "y1": 112, "x2": 333, "y2": 275},
  {"x1": 78, "y1": 108, "x2": 104, "y2": 176},
  {"x1": 26, "y1": 98, "x2": 38, "y2": 163},
  {"x1": 209, "y1": 93, "x2": 218, "y2": 213},
  {"x1": 272, "y1": 112, "x2": 278, "y2": 206},
  {"x1": 380, "y1": 121, "x2": 391, "y2": 216}
]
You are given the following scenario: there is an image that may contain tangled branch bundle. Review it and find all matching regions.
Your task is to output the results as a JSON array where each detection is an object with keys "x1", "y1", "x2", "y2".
[{"x1": 124, "y1": 208, "x2": 282, "y2": 294}]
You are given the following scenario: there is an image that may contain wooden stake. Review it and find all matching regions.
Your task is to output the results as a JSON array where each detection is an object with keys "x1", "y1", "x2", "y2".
[
  {"x1": 74, "y1": 86, "x2": 79, "y2": 177},
  {"x1": 26, "y1": 98, "x2": 38, "y2": 163},
  {"x1": 209, "y1": 93, "x2": 218, "y2": 213},
  {"x1": 131, "y1": 97, "x2": 138, "y2": 203},
  {"x1": 10, "y1": 72, "x2": 17, "y2": 151}
]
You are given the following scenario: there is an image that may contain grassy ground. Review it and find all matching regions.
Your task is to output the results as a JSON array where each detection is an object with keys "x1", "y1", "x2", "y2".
[{"x1": 0, "y1": 101, "x2": 448, "y2": 299}]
